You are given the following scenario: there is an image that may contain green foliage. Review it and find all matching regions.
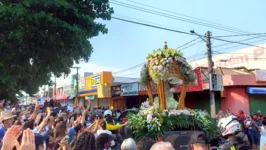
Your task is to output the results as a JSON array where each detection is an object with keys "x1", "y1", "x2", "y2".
[
  {"x1": 139, "y1": 64, "x2": 149, "y2": 86},
  {"x1": 0, "y1": 0, "x2": 113, "y2": 100},
  {"x1": 127, "y1": 107, "x2": 218, "y2": 141}
]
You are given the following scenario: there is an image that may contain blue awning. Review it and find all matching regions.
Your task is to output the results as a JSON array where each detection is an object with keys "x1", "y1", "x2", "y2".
[{"x1": 247, "y1": 87, "x2": 266, "y2": 94}]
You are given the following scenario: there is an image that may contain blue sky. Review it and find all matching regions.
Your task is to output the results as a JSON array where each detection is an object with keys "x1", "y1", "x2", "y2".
[{"x1": 58, "y1": 0, "x2": 266, "y2": 85}]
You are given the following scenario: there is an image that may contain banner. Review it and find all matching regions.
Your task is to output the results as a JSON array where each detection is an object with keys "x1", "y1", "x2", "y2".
[
  {"x1": 111, "y1": 85, "x2": 121, "y2": 97},
  {"x1": 91, "y1": 74, "x2": 101, "y2": 89},
  {"x1": 121, "y1": 82, "x2": 139, "y2": 96},
  {"x1": 174, "y1": 69, "x2": 203, "y2": 92}
]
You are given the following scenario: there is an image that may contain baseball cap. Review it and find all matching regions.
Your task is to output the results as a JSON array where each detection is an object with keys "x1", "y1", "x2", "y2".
[{"x1": 188, "y1": 132, "x2": 209, "y2": 145}]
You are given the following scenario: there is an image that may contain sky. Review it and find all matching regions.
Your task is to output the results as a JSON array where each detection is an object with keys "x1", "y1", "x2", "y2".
[{"x1": 56, "y1": 0, "x2": 266, "y2": 86}]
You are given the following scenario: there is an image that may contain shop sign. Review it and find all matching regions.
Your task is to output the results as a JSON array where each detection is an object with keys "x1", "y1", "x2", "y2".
[
  {"x1": 121, "y1": 82, "x2": 139, "y2": 96},
  {"x1": 85, "y1": 96, "x2": 95, "y2": 100},
  {"x1": 174, "y1": 69, "x2": 203, "y2": 92},
  {"x1": 91, "y1": 74, "x2": 101, "y2": 89},
  {"x1": 190, "y1": 47, "x2": 266, "y2": 70},
  {"x1": 138, "y1": 82, "x2": 157, "y2": 95},
  {"x1": 247, "y1": 87, "x2": 266, "y2": 94},
  {"x1": 255, "y1": 70, "x2": 266, "y2": 82},
  {"x1": 209, "y1": 74, "x2": 224, "y2": 91},
  {"x1": 111, "y1": 85, "x2": 121, "y2": 97}
]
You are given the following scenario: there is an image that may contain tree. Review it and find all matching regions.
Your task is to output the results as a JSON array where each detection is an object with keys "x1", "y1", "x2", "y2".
[{"x1": 0, "y1": 0, "x2": 113, "y2": 101}]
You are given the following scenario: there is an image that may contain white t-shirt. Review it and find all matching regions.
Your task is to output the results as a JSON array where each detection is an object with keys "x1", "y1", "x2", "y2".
[
  {"x1": 260, "y1": 126, "x2": 266, "y2": 150},
  {"x1": 246, "y1": 120, "x2": 252, "y2": 129}
]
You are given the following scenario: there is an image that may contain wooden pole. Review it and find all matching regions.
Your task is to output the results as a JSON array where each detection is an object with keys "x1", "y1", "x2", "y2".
[
  {"x1": 157, "y1": 81, "x2": 167, "y2": 110},
  {"x1": 178, "y1": 80, "x2": 187, "y2": 109},
  {"x1": 96, "y1": 96, "x2": 99, "y2": 108},
  {"x1": 146, "y1": 81, "x2": 154, "y2": 105}
]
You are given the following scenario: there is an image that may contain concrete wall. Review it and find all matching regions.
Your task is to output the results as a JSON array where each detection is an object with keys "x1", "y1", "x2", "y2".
[
  {"x1": 223, "y1": 74, "x2": 266, "y2": 86},
  {"x1": 221, "y1": 86, "x2": 250, "y2": 115}
]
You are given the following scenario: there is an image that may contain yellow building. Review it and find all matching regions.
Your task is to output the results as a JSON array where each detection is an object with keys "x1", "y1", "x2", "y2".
[{"x1": 78, "y1": 72, "x2": 113, "y2": 108}]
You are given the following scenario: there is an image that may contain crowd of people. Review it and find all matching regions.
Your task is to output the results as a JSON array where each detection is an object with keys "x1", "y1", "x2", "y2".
[
  {"x1": 0, "y1": 98, "x2": 266, "y2": 150},
  {"x1": 216, "y1": 109, "x2": 266, "y2": 150}
]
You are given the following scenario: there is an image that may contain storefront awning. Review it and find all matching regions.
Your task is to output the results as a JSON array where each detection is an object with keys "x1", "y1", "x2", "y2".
[
  {"x1": 247, "y1": 87, "x2": 266, "y2": 94},
  {"x1": 78, "y1": 89, "x2": 97, "y2": 97}
]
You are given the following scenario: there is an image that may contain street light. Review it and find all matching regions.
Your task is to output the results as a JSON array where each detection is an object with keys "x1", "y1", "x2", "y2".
[{"x1": 190, "y1": 30, "x2": 206, "y2": 42}]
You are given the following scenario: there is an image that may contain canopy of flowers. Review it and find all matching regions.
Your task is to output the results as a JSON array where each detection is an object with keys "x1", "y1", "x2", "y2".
[
  {"x1": 140, "y1": 48, "x2": 196, "y2": 85},
  {"x1": 127, "y1": 101, "x2": 218, "y2": 141}
]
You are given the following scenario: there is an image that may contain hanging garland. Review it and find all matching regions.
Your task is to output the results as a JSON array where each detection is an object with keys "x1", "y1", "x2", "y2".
[{"x1": 140, "y1": 48, "x2": 196, "y2": 85}]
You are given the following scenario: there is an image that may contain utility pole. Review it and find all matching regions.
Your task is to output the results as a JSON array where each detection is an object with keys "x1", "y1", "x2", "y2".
[
  {"x1": 54, "y1": 76, "x2": 56, "y2": 101},
  {"x1": 206, "y1": 31, "x2": 216, "y2": 118},
  {"x1": 71, "y1": 67, "x2": 81, "y2": 95}
]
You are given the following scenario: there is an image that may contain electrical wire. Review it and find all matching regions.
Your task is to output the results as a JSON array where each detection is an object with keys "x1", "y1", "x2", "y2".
[
  {"x1": 179, "y1": 40, "x2": 202, "y2": 51},
  {"x1": 111, "y1": 0, "x2": 264, "y2": 37},
  {"x1": 176, "y1": 37, "x2": 200, "y2": 49},
  {"x1": 213, "y1": 38, "x2": 266, "y2": 52},
  {"x1": 125, "y1": 0, "x2": 248, "y2": 34},
  {"x1": 211, "y1": 37, "x2": 266, "y2": 49},
  {"x1": 112, "y1": 17, "x2": 194, "y2": 36},
  {"x1": 111, "y1": 1, "x2": 240, "y2": 34},
  {"x1": 212, "y1": 33, "x2": 266, "y2": 38},
  {"x1": 113, "y1": 14, "x2": 188, "y2": 33}
]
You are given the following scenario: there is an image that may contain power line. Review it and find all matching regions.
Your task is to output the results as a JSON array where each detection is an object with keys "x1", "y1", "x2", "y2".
[
  {"x1": 212, "y1": 37, "x2": 259, "y2": 48},
  {"x1": 112, "y1": 0, "x2": 266, "y2": 41},
  {"x1": 112, "y1": 17, "x2": 195, "y2": 36},
  {"x1": 213, "y1": 38, "x2": 266, "y2": 52},
  {"x1": 125, "y1": 0, "x2": 250, "y2": 34},
  {"x1": 176, "y1": 37, "x2": 200, "y2": 49},
  {"x1": 111, "y1": 1, "x2": 239, "y2": 34},
  {"x1": 212, "y1": 33, "x2": 266, "y2": 38},
  {"x1": 179, "y1": 40, "x2": 202, "y2": 51},
  {"x1": 211, "y1": 37, "x2": 266, "y2": 49},
  {"x1": 111, "y1": 0, "x2": 261, "y2": 36},
  {"x1": 113, "y1": 14, "x2": 188, "y2": 33}
]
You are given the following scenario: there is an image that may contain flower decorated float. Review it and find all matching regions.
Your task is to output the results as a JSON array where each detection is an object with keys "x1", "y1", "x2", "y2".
[{"x1": 127, "y1": 42, "x2": 217, "y2": 141}]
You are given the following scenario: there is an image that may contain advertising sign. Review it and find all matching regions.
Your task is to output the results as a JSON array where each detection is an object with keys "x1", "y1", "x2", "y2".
[
  {"x1": 91, "y1": 74, "x2": 101, "y2": 89},
  {"x1": 190, "y1": 46, "x2": 266, "y2": 70},
  {"x1": 121, "y1": 82, "x2": 139, "y2": 96},
  {"x1": 111, "y1": 85, "x2": 121, "y2": 97},
  {"x1": 209, "y1": 74, "x2": 224, "y2": 91},
  {"x1": 174, "y1": 69, "x2": 203, "y2": 92},
  {"x1": 255, "y1": 70, "x2": 266, "y2": 82}
]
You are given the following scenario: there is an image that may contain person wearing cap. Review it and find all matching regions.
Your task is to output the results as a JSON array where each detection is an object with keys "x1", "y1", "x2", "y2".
[
  {"x1": 0, "y1": 111, "x2": 16, "y2": 140},
  {"x1": 218, "y1": 115, "x2": 251, "y2": 150},
  {"x1": 188, "y1": 132, "x2": 210, "y2": 150},
  {"x1": 103, "y1": 110, "x2": 127, "y2": 131}
]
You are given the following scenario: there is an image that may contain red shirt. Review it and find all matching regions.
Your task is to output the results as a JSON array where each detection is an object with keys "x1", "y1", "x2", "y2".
[{"x1": 237, "y1": 114, "x2": 245, "y2": 120}]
